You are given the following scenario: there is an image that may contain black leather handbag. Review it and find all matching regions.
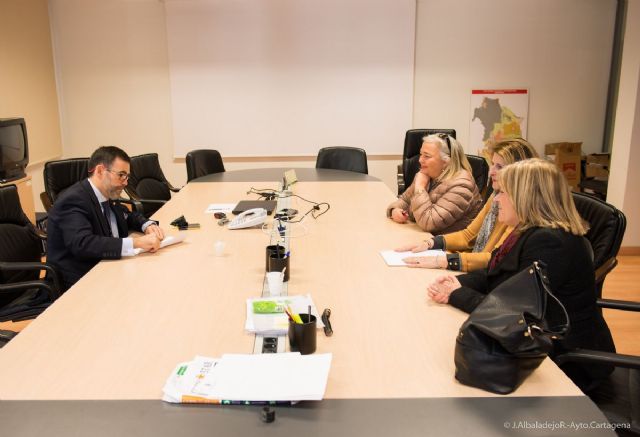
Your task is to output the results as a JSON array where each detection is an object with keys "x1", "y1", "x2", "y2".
[{"x1": 454, "y1": 261, "x2": 570, "y2": 394}]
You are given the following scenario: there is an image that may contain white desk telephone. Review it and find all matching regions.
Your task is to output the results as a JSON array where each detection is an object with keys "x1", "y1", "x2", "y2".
[{"x1": 228, "y1": 208, "x2": 268, "y2": 230}]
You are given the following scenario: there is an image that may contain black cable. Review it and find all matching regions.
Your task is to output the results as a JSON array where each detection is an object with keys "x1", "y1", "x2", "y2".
[
  {"x1": 247, "y1": 187, "x2": 331, "y2": 222},
  {"x1": 277, "y1": 195, "x2": 330, "y2": 222}
]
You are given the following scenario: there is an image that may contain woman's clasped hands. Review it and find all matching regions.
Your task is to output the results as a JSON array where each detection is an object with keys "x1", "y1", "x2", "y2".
[{"x1": 427, "y1": 275, "x2": 461, "y2": 304}]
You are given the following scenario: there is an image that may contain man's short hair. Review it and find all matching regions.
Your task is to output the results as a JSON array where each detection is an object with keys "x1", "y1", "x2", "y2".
[{"x1": 88, "y1": 146, "x2": 131, "y2": 174}]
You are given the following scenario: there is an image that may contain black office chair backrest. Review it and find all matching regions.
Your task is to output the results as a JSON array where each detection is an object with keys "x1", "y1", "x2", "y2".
[
  {"x1": 465, "y1": 154, "x2": 489, "y2": 195},
  {"x1": 185, "y1": 149, "x2": 226, "y2": 182},
  {"x1": 42, "y1": 158, "x2": 90, "y2": 211},
  {"x1": 572, "y1": 192, "x2": 627, "y2": 297},
  {"x1": 401, "y1": 129, "x2": 456, "y2": 191},
  {"x1": 315, "y1": 147, "x2": 369, "y2": 174},
  {"x1": 0, "y1": 185, "x2": 42, "y2": 287},
  {"x1": 126, "y1": 153, "x2": 176, "y2": 216}
]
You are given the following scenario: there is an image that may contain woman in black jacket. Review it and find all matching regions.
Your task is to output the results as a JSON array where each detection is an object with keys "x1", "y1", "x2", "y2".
[{"x1": 427, "y1": 158, "x2": 615, "y2": 392}]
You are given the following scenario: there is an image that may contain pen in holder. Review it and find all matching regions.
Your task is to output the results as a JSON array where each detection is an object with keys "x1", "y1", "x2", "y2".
[
  {"x1": 267, "y1": 252, "x2": 290, "y2": 282},
  {"x1": 288, "y1": 313, "x2": 316, "y2": 355},
  {"x1": 265, "y1": 244, "x2": 286, "y2": 271}
]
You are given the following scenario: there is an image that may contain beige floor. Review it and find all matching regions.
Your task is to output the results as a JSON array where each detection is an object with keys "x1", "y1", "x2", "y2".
[{"x1": 601, "y1": 255, "x2": 640, "y2": 356}]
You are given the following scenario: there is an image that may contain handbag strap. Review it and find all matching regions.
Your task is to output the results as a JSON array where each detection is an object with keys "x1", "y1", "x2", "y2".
[{"x1": 530, "y1": 261, "x2": 571, "y2": 337}]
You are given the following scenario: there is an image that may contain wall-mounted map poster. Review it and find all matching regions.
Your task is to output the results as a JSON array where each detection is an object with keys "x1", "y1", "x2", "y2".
[{"x1": 469, "y1": 89, "x2": 529, "y2": 154}]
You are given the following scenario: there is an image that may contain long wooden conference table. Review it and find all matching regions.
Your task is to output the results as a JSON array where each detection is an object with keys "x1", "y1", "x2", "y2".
[{"x1": 0, "y1": 169, "x2": 615, "y2": 436}]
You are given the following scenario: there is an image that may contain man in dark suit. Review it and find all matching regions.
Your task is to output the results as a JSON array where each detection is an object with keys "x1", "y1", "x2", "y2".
[{"x1": 47, "y1": 146, "x2": 165, "y2": 291}]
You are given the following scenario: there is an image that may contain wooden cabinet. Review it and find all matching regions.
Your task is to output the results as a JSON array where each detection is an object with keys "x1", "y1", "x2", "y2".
[{"x1": 1, "y1": 175, "x2": 36, "y2": 224}]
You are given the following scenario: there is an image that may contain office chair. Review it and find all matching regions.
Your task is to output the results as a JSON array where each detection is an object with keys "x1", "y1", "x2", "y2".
[
  {"x1": 572, "y1": 192, "x2": 627, "y2": 299},
  {"x1": 0, "y1": 185, "x2": 61, "y2": 328},
  {"x1": 40, "y1": 157, "x2": 90, "y2": 212},
  {"x1": 465, "y1": 154, "x2": 490, "y2": 200},
  {"x1": 185, "y1": 149, "x2": 226, "y2": 182},
  {"x1": 125, "y1": 153, "x2": 180, "y2": 218},
  {"x1": 555, "y1": 193, "x2": 638, "y2": 435},
  {"x1": 40, "y1": 158, "x2": 143, "y2": 230},
  {"x1": 397, "y1": 129, "x2": 456, "y2": 194},
  {"x1": 555, "y1": 304, "x2": 640, "y2": 436},
  {"x1": 315, "y1": 147, "x2": 369, "y2": 174}
]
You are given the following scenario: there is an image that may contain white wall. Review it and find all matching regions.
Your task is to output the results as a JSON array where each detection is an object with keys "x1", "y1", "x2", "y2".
[
  {"x1": 0, "y1": 0, "x2": 62, "y2": 171},
  {"x1": 47, "y1": 0, "x2": 400, "y2": 196},
  {"x1": 608, "y1": 0, "x2": 640, "y2": 247},
  {"x1": 165, "y1": 0, "x2": 415, "y2": 157},
  {"x1": 413, "y1": 0, "x2": 616, "y2": 155}
]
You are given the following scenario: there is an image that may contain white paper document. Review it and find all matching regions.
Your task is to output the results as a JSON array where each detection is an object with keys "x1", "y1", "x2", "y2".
[
  {"x1": 133, "y1": 233, "x2": 187, "y2": 255},
  {"x1": 379, "y1": 249, "x2": 445, "y2": 266},
  {"x1": 162, "y1": 353, "x2": 332, "y2": 403},
  {"x1": 213, "y1": 353, "x2": 332, "y2": 401},
  {"x1": 205, "y1": 203, "x2": 236, "y2": 214},
  {"x1": 245, "y1": 294, "x2": 324, "y2": 335}
]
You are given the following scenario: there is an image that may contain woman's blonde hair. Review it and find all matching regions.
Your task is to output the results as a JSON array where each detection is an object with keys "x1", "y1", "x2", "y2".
[
  {"x1": 489, "y1": 137, "x2": 538, "y2": 165},
  {"x1": 499, "y1": 158, "x2": 587, "y2": 235},
  {"x1": 422, "y1": 134, "x2": 472, "y2": 182}
]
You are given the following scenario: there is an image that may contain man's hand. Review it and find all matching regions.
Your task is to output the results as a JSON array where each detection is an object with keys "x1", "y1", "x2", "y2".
[
  {"x1": 133, "y1": 234, "x2": 161, "y2": 253},
  {"x1": 144, "y1": 224, "x2": 165, "y2": 241}
]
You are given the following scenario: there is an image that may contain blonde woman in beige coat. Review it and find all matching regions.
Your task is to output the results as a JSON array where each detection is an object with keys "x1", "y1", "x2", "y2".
[{"x1": 387, "y1": 134, "x2": 482, "y2": 234}]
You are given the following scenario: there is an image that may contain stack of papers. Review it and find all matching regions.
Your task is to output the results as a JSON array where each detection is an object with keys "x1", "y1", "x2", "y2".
[
  {"x1": 245, "y1": 295, "x2": 324, "y2": 335},
  {"x1": 379, "y1": 249, "x2": 445, "y2": 266},
  {"x1": 162, "y1": 353, "x2": 332, "y2": 404}
]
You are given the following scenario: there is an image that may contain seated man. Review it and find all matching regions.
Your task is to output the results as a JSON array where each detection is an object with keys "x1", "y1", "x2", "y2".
[{"x1": 47, "y1": 146, "x2": 165, "y2": 290}]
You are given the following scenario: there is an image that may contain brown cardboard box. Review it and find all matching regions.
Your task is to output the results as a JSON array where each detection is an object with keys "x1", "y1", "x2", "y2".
[
  {"x1": 585, "y1": 163, "x2": 609, "y2": 178},
  {"x1": 586, "y1": 153, "x2": 610, "y2": 166},
  {"x1": 584, "y1": 153, "x2": 610, "y2": 179},
  {"x1": 545, "y1": 142, "x2": 582, "y2": 190}
]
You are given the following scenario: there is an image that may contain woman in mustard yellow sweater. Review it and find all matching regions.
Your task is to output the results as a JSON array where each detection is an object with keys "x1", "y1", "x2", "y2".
[{"x1": 397, "y1": 138, "x2": 537, "y2": 272}]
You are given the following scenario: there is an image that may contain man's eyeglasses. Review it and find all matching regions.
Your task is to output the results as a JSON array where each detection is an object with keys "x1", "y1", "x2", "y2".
[
  {"x1": 436, "y1": 133, "x2": 452, "y2": 153},
  {"x1": 107, "y1": 169, "x2": 131, "y2": 181}
]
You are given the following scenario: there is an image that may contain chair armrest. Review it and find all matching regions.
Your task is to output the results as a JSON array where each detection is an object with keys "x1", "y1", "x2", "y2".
[
  {"x1": 0, "y1": 279, "x2": 60, "y2": 301},
  {"x1": 167, "y1": 183, "x2": 181, "y2": 193},
  {"x1": 555, "y1": 349, "x2": 640, "y2": 370},
  {"x1": 39, "y1": 192, "x2": 53, "y2": 212},
  {"x1": 129, "y1": 198, "x2": 167, "y2": 206},
  {"x1": 0, "y1": 261, "x2": 62, "y2": 295},
  {"x1": 119, "y1": 197, "x2": 166, "y2": 215},
  {"x1": 34, "y1": 228, "x2": 47, "y2": 241},
  {"x1": 595, "y1": 257, "x2": 618, "y2": 284},
  {"x1": 597, "y1": 298, "x2": 640, "y2": 312},
  {"x1": 117, "y1": 198, "x2": 144, "y2": 214},
  {"x1": 397, "y1": 164, "x2": 405, "y2": 195}
]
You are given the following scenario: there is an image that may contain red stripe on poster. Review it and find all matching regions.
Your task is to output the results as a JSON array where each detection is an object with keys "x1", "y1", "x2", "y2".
[
  {"x1": 471, "y1": 89, "x2": 528, "y2": 94},
  {"x1": 472, "y1": 89, "x2": 528, "y2": 94}
]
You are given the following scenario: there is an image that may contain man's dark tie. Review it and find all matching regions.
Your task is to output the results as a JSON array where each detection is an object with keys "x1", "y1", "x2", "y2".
[{"x1": 101, "y1": 200, "x2": 113, "y2": 236}]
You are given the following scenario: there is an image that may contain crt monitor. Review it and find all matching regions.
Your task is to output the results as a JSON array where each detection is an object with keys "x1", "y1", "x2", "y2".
[{"x1": 0, "y1": 118, "x2": 29, "y2": 183}]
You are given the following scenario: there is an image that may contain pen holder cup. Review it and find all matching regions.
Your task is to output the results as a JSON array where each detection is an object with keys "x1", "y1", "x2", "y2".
[
  {"x1": 288, "y1": 314, "x2": 317, "y2": 355},
  {"x1": 267, "y1": 253, "x2": 290, "y2": 282},
  {"x1": 266, "y1": 245, "x2": 286, "y2": 271}
]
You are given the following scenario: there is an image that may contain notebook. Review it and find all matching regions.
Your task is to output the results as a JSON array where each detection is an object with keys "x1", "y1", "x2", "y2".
[{"x1": 232, "y1": 200, "x2": 277, "y2": 215}]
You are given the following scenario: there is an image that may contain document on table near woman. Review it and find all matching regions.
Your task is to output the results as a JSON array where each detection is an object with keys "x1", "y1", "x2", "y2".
[{"x1": 379, "y1": 249, "x2": 445, "y2": 266}]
